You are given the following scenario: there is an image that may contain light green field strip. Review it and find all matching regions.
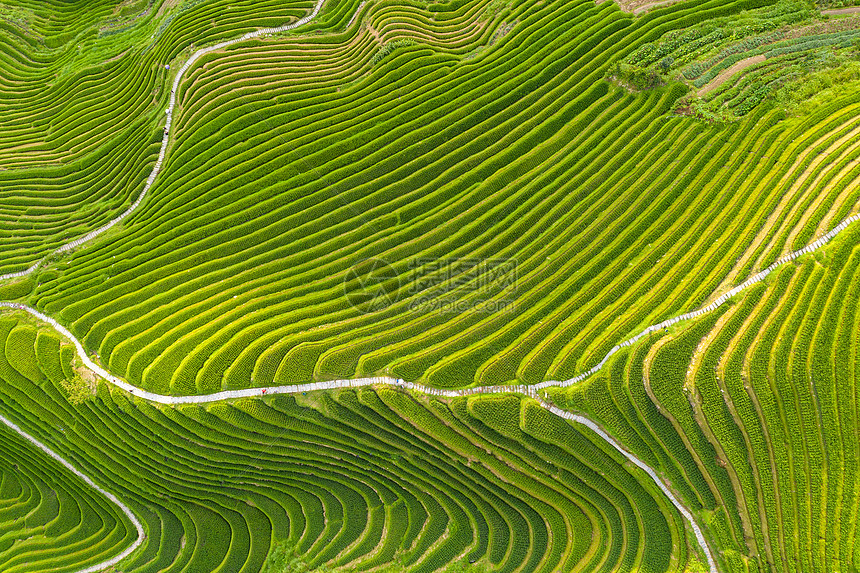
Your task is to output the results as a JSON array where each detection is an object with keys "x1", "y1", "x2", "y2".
[
  {"x1": 532, "y1": 212, "x2": 860, "y2": 389},
  {"x1": 0, "y1": 301, "x2": 718, "y2": 571},
  {"x1": 1, "y1": 224, "x2": 854, "y2": 571},
  {"x1": 26, "y1": 0, "x2": 836, "y2": 396},
  {"x1": 0, "y1": 0, "x2": 324, "y2": 277},
  {"x1": 1, "y1": 0, "x2": 860, "y2": 571},
  {"x1": 549, "y1": 222, "x2": 860, "y2": 573},
  {"x1": 4, "y1": 206, "x2": 857, "y2": 399},
  {"x1": 0, "y1": 332, "x2": 695, "y2": 572}
]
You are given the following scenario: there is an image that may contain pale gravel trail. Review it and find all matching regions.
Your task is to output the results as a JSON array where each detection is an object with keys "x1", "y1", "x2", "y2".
[{"x1": 0, "y1": 0, "x2": 326, "y2": 283}]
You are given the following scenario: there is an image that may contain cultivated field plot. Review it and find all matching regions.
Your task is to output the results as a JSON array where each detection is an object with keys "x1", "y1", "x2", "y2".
[
  {"x1": 1, "y1": 0, "x2": 860, "y2": 571},
  {"x1": 6, "y1": 0, "x2": 859, "y2": 394},
  {"x1": 0, "y1": 332, "x2": 696, "y2": 573}
]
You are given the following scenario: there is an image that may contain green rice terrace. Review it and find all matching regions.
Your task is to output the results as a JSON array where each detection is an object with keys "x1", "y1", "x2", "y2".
[{"x1": 1, "y1": 0, "x2": 860, "y2": 570}]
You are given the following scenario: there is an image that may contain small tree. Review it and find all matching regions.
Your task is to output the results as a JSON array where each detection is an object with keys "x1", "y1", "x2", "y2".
[{"x1": 659, "y1": 56, "x2": 674, "y2": 73}]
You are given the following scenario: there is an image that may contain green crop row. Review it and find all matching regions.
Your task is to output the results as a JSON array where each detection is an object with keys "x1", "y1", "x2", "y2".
[
  {"x1": 0, "y1": 320, "x2": 712, "y2": 571},
  {"x1": 18, "y1": 0, "x2": 846, "y2": 400}
]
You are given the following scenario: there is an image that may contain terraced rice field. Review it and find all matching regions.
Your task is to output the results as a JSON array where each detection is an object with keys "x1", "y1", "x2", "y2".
[
  {"x1": 553, "y1": 220, "x2": 860, "y2": 573},
  {"x1": 1, "y1": 0, "x2": 860, "y2": 571},
  {"x1": 5, "y1": 0, "x2": 854, "y2": 395},
  {"x1": 0, "y1": 328, "x2": 702, "y2": 572}
]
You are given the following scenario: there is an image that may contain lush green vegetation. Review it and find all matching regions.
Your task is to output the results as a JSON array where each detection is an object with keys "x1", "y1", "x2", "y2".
[
  {"x1": 551, "y1": 222, "x2": 860, "y2": 573},
  {"x1": 2, "y1": 0, "x2": 860, "y2": 571},
  {"x1": 2, "y1": 225, "x2": 858, "y2": 571},
  {"x1": 0, "y1": 0, "x2": 322, "y2": 276},
  {"x1": 0, "y1": 319, "x2": 695, "y2": 571},
  {"x1": 626, "y1": 1, "x2": 860, "y2": 120},
  {"x1": 3, "y1": 0, "x2": 854, "y2": 397}
]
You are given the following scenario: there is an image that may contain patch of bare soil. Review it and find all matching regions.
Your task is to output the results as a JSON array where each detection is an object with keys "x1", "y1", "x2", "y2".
[
  {"x1": 788, "y1": 14, "x2": 860, "y2": 37},
  {"x1": 75, "y1": 364, "x2": 98, "y2": 385},
  {"x1": 698, "y1": 54, "x2": 766, "y2": 97},
  {"x1": 156, "y1": 0, "x2": 184, "y2": 20},
  {"x1": 104, "y1": 48, "x2": 130, "y2": 65},
  {"x1": 62, "y1": 362, "x2": 97, "y2": 404},
  {"x1": 821, "y1": 6, "x2": 860, "y2": 15},
  {"x1": 596, "y1": 0, "x2": 686, "y2": 15}
]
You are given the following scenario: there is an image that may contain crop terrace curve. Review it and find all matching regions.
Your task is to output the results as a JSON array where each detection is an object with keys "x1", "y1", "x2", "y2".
[
  {"x1": 4, "y1": 213, "x2": 860, "y2": 571},
  {"x1": 0, "y1": 412, "x2": 145, "y2": 573},
  {"x1": 2, "y1": 0, "x2": 860, "y2": 571},
  {"x1": 0, "y1": 0, "x2": 327, "y2": 284},
  {"x1": 0, "y1": 296, "x2": 719, "y2": 572},
  {"x1": 2, "y1": 208, "x2": 858, "y2": 571}
]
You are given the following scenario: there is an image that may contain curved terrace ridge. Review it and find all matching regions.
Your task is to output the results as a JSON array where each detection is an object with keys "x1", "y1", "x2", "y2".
[
  {"x1": 0, "y1": 309, "x2": 718, "y2": 573},
  {"x1": 0, "y1": 411, "x2": 145, "y2": 573},
  {"x1": 4, "y1": 207, "x2": 858, "y2": 402},
  {"x1": 4, "y1": 211, "x2": 859, "y2": 573},
  {"x1": 0, "y1": 0, "x2": 328, "y2": 283},
  {"x1": 1, "y1": 1, "x2": 859, "y2": 571}
]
